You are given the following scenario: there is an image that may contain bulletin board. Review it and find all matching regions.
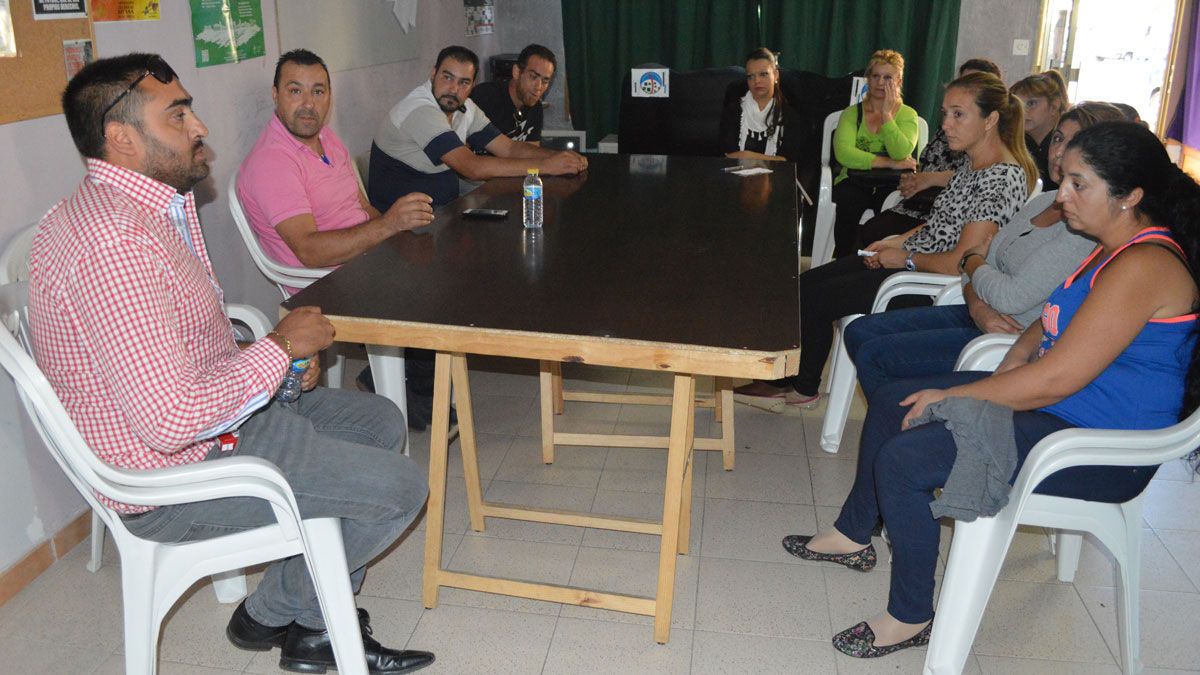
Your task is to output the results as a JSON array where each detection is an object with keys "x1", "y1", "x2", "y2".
[{"x1": 0, "y1": 2, "x2": 96, "y2": 125}]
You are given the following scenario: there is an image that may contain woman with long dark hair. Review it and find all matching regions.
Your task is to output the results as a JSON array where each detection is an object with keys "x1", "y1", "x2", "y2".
[
  {"x1": 719, "y1": 48, "x2": 792, "y2": 162},
  {"x1": 785, "y1": 121, "x2": 1200, "y2": 659}
]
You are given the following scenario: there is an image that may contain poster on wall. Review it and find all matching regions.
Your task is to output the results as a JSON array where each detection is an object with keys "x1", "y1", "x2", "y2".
[
  {"x1": 0, "y1": 0, "x2": 16, "y2": 57},
  {"x1": 189, "y1": 0, "x2": 264, "y2": 68},
  {"x1": 32, "y1": 0, "x2": 87, "y2": 20},
  {"x1": 93, "y1": 0, "x2": 161, "y2": 22},
  {"x1": 464, "y1": 0, "x2": 493, "y2": 36},
  {"x1": 63, "y1": 38, "x2": 93, "y2": 78}
]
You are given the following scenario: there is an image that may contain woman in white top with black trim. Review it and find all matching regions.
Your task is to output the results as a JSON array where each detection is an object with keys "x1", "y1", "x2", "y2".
[{"x1": 719, "y1": 47, "x2": 792, "y2": 162}]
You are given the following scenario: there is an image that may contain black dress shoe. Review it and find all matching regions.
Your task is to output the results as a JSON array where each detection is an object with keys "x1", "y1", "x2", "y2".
[
  {"x1": 279, "y1": 608, "x2": 435, "y2": 674},
  {"x1": 404, "y1": 392, "x2": 458, "y2": 433},
  {"x1": 356, "y1": 366, "x2": 376, "y2": 394},
  {"x1": 226, "y1": 601, "x2": 290, "y2": 651}
]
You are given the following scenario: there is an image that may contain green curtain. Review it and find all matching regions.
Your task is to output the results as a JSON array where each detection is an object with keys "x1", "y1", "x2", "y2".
[
  {"x1": 760, "y1": 0, "x2": 961, "y2": 126},
  {"x1": 562, "y1": 0, "x2": 962, "y2": 144},
  {"x1": 561, "y1": 0, "x2": 759, "y2": 145}
]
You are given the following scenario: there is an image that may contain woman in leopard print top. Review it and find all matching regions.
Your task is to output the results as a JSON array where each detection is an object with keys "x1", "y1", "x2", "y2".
[{"x1": 734, "y1": 72, "x2": 1037, "y2": 409}]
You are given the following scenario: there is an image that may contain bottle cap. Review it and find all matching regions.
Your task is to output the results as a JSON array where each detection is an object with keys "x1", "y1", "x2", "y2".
[{"x1": 528, "y1": 168, "x2": 539, "y2": 175}]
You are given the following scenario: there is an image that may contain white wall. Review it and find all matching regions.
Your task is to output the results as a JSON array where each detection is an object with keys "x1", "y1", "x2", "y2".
[
  {"x1": 494, "y1": 0, "x2": 571, "y2": 131},
  {"x1": 0, "y1": 1, "x2": 498, "y2": 573},
  {"x1": 956, "y1": 0, "x2": 1043, "y2": 82}
]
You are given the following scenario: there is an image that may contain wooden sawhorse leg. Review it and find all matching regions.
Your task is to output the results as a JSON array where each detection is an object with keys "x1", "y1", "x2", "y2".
[
  {"x1": 713, "y1": 377, "x2": 735, "y2": 470},
  {"x1": 424, "y1": 352, "x2": 487, "y2": 608},
  {"x1": 654, "y1": 373, "x2": 695, "y2": 642}
]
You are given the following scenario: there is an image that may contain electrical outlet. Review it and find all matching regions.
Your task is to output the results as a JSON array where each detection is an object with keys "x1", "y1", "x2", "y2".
[{"x1": 1013, "y1": 39, "x2": 1030, "y2": 56}]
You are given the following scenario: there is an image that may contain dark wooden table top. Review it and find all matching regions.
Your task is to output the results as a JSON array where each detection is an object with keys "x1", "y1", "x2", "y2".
[{"x1": 286, "y1": 153, "x2": 799, "y2": 354}]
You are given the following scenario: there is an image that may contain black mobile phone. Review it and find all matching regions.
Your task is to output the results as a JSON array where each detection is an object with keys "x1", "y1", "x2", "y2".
[{"x1": 462, "y1": 208, "x2": 509, "y2": 220}]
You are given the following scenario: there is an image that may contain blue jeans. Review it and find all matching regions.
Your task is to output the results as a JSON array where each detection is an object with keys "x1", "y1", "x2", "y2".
[
  {"x1": 832, "y1": 372, "x2": 1159, "y2": 623},
  {"x1": 121, "y1": 387, "x2": 427, "y2": 629},
  {"x1": 842, "y1": 304, "x2": 982, "y2": 398}
]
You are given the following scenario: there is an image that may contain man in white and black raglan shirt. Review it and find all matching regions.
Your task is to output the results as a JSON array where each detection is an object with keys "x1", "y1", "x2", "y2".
[
  {"x1": 469, "y1": 44, "x2": 556, "y2": 145},
  {"x1": 368, "y1": 45, "x2": 586, "y2": 210}
]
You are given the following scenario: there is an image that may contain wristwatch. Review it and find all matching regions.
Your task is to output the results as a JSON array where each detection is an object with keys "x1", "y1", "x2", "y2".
[{"x1": 904, "y1": 252, "x2": 917, "y2": 272}]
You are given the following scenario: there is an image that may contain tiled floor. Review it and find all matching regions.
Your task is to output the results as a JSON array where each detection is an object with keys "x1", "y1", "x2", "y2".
[{"x1": 3, "y1": 357, "x2": 1200, "y2": 674}]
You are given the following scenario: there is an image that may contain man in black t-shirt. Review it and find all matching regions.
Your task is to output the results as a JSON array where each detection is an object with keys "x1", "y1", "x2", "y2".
[{"x1": 469, "y1": 44, "x2": 555, "y2": 145}]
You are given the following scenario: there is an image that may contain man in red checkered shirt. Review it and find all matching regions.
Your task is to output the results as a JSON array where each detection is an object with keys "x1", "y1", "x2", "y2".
[{"x1": 28, "y1": 53, "x2": 434, "y2": 673}]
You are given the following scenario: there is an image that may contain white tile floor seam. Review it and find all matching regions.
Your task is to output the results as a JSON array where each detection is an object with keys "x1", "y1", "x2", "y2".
[
  {"x1": 1070, "y1": 581, "x2": 1123, "y2": 667},
  {"x1": 5, "y1": 360, "x2": 1200, "y2": 673}
]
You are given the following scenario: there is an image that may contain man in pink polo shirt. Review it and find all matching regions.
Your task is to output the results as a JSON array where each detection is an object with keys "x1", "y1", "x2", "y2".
[
  {"x1": 237, "y1": 49, "x2": 432, "y2": 271},
  {"x1": 238, "y1": 49, "x2": 444, "y2": 430}
]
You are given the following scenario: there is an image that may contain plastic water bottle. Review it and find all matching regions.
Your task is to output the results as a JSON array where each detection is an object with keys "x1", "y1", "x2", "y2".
[
  {"x1": 522, "y1": 168, "x2": 543, "y2": 229},
  {"x1": 276, "y1": 357, "x2": 311, "y2": 403}
]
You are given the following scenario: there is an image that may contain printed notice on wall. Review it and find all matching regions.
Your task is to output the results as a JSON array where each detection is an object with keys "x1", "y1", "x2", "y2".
[
  {"x1": 32, "y1": 0, "x2": 87, "y2": 20},
  {"x1": 189, "y1": 0, "x2": 264, "y2": 67},
  {"x1": 93, "y1": 0, "x2": 162, "y2": 22},
  {"x1": 0, "y1": 0, "x2": 15, "y2": 57},
  {"x1": 464, "y1": 0, "x2": 493, "y2": 36},
  {"x1": 63, "y1": 38, "x2": 93, "y2": 79}
]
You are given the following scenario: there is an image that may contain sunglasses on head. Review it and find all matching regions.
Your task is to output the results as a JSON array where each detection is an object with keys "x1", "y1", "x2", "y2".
[{"x1": 99, "y1": 55, "x2": 177, "y2": 137}]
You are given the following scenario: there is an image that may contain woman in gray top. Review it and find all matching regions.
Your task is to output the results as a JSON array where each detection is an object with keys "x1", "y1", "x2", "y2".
[{"x1": 842, "y1": 102, "x2": 1126, "y2": 397}]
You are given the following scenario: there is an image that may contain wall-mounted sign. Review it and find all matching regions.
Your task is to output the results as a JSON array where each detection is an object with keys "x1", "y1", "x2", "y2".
[{"x1": 32, "y1": 0, "x2": 86, "y2": 20}]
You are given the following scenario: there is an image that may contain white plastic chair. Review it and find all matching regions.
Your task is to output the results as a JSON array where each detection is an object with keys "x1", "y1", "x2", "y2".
[
  {"x1": 819, "y1": 271, "x2": 962, "y2": 453},
  {"x1": 228, "y1": 171, "x2": 409, "y2": 452},
  {"x1": 811, "y1": 114, "x2": 929, "y2": 268},
  {"x1": 0, "y1": 224, "x2": 257, "y2": 579},
  {"x1": 952, "y1": 332, "x2": 1018, "y2": 372},
  {"x1": 0, "y1": 223, "x2": 37, "y2": 285},
  {"x1": 0, "y1": 281, "x2": 369, "y2": 675},
  {"x1": 925, "y1": 331, "x2": 1192, "y2": 675},
  {"x1": 1027, "y1": 177, "x2": 1044, "y2": 204}
]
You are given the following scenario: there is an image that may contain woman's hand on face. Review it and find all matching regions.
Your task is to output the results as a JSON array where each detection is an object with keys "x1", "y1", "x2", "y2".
[
  {"x1": 880, "y1": 79, "x2": 899, "y2": 119},
  {"x1": 900, "y1": 388, "x2": 948, "y2": 429}
]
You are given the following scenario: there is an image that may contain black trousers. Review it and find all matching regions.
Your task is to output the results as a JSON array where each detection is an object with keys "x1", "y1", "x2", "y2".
[
  {"x1": 831, "y1": 175, "x2": 900, "y2": 259},
  {"x1": 856, "y1": 210, "x2": 922, "y2": 249},
  {"x1": 771, "y1": 256, "x2": 930, "y2": 394}
]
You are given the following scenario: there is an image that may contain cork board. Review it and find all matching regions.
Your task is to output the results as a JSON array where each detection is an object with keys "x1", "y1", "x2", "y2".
[{"x1": 0, "y1": 2, "x2": 96, "y2": 124}]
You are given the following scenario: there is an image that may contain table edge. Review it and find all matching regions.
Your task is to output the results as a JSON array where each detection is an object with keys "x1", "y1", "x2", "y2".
[{"x1": 319, "y1": 314, "x2": 800, "y2": 379}]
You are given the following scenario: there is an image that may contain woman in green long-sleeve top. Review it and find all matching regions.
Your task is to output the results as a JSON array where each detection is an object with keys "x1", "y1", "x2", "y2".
[{"x1": 830, "y1": 49, "x2": 921, "y2": 259}]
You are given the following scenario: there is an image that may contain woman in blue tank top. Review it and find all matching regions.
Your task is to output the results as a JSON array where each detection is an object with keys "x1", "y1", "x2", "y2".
[{"x1": 781, "y1": 122, "x2": 1200, "y2": 660}]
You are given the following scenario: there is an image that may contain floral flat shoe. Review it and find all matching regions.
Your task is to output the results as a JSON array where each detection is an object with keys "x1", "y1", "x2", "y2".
[
  {"x1": 781, "y1": 534, "x2": 876, "y2": 572},
  {"x1": 832, "y1": 616, "x2": 933, "y2": 658}
]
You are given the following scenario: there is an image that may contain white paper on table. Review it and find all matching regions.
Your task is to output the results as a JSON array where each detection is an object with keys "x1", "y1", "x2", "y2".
[{"x1": 732, "y1": 167, "x2": 773, "y2": 176}]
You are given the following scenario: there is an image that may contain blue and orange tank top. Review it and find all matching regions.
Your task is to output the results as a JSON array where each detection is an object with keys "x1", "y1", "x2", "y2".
[{"x1": 1039, "y1": 227, "x2": 1198, "y2": 430}]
